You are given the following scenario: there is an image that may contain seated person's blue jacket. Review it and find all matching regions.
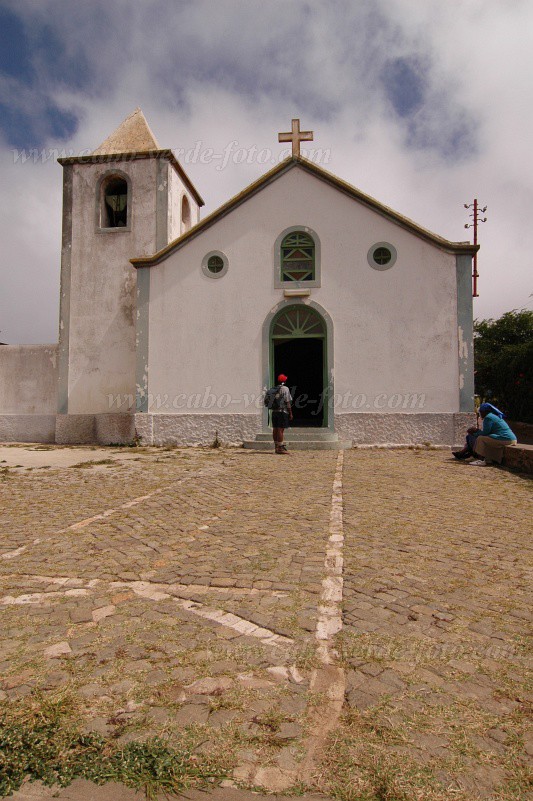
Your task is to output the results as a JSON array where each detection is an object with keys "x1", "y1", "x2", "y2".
[{"x1": 482, "y1": 413, "x2": 516, "y2": 441}]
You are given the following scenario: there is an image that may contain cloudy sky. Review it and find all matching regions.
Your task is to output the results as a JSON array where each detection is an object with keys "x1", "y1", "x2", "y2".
[{"x1": 0, "y1": 0, "x2": 532, "y2": 343}]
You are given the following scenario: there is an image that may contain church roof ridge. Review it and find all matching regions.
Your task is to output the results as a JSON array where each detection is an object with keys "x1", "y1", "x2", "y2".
[
  {"x1": 92, "y1": 108, "x2": 160, "y2": 155},
  {"x1": 130, "y1": 156, "x2": 478, "y2": 268}
]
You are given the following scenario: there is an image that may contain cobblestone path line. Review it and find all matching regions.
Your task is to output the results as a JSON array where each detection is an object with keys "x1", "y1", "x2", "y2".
[
  {"x1": 299, "y1": 451, "x2": 346, "y2": 784},
  {"x1": 316, "y1": 450, "x2": 345, "y2": 661}
]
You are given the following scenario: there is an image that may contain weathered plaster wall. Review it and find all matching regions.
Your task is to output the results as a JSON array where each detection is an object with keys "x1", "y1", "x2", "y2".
[
  {"x1": 0, "y1": 345, "x2": 58, "y2": 413},
  {"x1": 146, "y1": 166, "x2": 463, "y2": 420},
  {"x1": 0, "y1": 345, "x2": 58, "y2": 442},
  {"x1": 60, "y1": 157, "x2": 159, "y2": 416}
]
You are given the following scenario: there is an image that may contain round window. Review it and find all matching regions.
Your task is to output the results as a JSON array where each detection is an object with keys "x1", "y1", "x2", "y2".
[
  {"x1": 367, "y1": 242, "x2": 397, "y2": 271},
  {"x1": 202, "y1": 251, "x2": 228, "y2": 279},
  {"x1": 207, "y1": 256, "x2": 224, "y2": 274},
  {"x1": 373, "y1": 247, "x2": 391, "y2": 265}
]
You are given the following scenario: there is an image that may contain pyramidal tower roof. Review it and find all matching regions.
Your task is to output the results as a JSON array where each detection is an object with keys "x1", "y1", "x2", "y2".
[{"x1": 92, "y1": 108, "x2": 160, "y2": 155}]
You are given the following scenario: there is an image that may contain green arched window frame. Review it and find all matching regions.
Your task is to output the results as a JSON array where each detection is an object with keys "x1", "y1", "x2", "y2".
[{"x1": 280, "y1": 231, "x2": 315, "y2": 282}]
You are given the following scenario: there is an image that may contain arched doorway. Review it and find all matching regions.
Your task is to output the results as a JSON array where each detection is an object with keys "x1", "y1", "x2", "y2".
[{"x1": 270, "y1": 305, "x2": 327, "y2": 427}]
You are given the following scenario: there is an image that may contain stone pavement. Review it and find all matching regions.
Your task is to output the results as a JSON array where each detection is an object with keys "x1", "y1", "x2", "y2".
[{"x1": 0, "y1": 445, "x2": 531, "y2": 801}]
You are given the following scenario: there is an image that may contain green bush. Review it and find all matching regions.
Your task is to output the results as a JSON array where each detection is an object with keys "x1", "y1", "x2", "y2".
[{"x1": 474, "y1": 309, "x2": 533, "y2": 423}]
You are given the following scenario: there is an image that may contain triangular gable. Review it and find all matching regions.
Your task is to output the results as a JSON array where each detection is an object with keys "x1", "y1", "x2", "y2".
[{"x1": 131, "y1": 157, "x2": 478, "y2": 268}]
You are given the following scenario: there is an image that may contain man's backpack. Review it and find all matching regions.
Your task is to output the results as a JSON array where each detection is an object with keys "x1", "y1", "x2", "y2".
[{"x1": 264, "y1": 384, "x2": 283, "y2": 411}]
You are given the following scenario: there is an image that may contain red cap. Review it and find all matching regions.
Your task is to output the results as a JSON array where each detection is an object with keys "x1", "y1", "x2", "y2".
[{"x1": 278, "y1": 374, "x2": 288, "y2": 382}]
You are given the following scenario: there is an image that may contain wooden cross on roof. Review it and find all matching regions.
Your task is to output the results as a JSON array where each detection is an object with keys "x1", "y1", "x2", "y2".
[{"x1": 278, "y1": 118, "x2": 313, "y2": 158}]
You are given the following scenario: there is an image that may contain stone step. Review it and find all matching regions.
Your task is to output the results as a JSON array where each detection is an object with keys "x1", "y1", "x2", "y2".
[
  {"x1": 254, "y1": 429, "x2": 339, "y2": 441},
  {"x1": 243, "y1": 439, "x2": 352, "y2": 451}
]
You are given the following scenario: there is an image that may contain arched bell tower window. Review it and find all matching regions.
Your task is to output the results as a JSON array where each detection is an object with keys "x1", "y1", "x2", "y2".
[
  {"x1": 181, "y1": 194, "x2": 191, "y2": 232},
  {"x1": 97, "y1": 171, "x2": 131, "y2": 231}
]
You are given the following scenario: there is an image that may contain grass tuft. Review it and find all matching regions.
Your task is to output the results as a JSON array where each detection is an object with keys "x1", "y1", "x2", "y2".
[
  {"x1": 0, "y1": 693, "x2": 230, "y2": 799},
  {"x1": 69, "y1": 459, "x2": 116, "y2": 469}
]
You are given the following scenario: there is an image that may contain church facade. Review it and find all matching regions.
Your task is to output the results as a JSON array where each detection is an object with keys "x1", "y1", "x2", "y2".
[{"x1": 0, "y1": 110, "x2": 477, "y2": 447}]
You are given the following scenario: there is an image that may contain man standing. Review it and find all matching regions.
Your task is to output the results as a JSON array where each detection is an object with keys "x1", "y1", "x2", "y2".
[{"x1": 271, "y1": 374, "x2": 293, "y2": 454}]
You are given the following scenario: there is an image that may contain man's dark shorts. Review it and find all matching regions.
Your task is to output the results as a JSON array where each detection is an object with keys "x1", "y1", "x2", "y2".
[{"x1": 271, "y1": 411, "x2": 290, "y2": 429}]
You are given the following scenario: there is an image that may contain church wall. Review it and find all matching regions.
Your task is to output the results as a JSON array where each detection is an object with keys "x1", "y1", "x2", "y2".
[
  {"x1": 63, "y1": 158, "x2": 159, "y2": 416},
  {"x1": 0, "y1": 345, "x2": 58, "y2": 442},
  {"x1": 144, "y1": 166, "x2": 462, "y2": 444}
]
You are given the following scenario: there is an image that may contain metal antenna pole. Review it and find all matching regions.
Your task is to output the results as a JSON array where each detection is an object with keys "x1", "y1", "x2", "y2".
[{"x1": 464, "y1": 199, "x2": 487, "y2": 297}]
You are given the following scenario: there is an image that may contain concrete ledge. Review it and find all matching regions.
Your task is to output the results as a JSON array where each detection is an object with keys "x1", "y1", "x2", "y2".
[
  {"x1": 55, "y1": 414, "x2": 95, "y2": 444},
  {"x1": 503, "y1": 443, "x2": 533, "y2": 474},
  {"x1": 335, "y1": 413, "x2": 476, "y2": 446},
  {"x1": 2, "y1": 411, "x2": 482, "y2": 449},
  {"x1": 131, "y1": 413, "x2": 477, "y2": 447},
  {"x1": 0, "y1": 414, "x2": 56, "y2": 443},
  {"x1": 95, "y1": 414, "x2": 135, "y2": 445},
  {"x1": 453, "y1": 412, "x2": 478, "y2": 447},
  {"x1": 133, "y1": 413, "x2": 154, "y2": 446},
  {"x1": 150, "y1": 414, "x2": 261, "y2": 446}
]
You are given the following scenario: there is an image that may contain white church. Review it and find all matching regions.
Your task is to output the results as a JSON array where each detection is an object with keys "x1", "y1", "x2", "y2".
[{"x1": 0, "y1": 109, "x2": 477, "y2": 448}]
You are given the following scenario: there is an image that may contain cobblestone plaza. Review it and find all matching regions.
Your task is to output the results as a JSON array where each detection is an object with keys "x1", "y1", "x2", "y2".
[{"x1": 0, "y1": 446, "x2": 531, "y2": 800}]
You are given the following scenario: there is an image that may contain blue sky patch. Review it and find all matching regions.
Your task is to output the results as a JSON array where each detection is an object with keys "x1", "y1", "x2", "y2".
[
  {"x1": 0, "y1": 6, "x2": 34, "y2": 82},
  {"x1": 0, "y1": 100, "x2": 78, "y2": 150},
  {"x1": 407, "y1": 113, "x2": 477, "y2": 162},
  {"x1": 45, "y1": 105, "x2": 78, "y2": 142},
  {"x1": 382, "y1": 57, "x2": 426, "y2": 117},
  {"x1": 0, "y1": 7, "x2": 83, "y2": 148}
]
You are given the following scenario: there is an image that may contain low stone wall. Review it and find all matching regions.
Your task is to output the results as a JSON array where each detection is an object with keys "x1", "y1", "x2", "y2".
[
  {"x1": 0, "y1": 344, "x2": 58, "y2": 414},
  {"x1": 507, "y1": 421, "x2": 533, "y2": 446},
  {"x1": 0, "y1": 344, "x2": 59, "y2": 442},
  {"x1": 503, "y1": 444, "x2": 533, "y2": 475}
]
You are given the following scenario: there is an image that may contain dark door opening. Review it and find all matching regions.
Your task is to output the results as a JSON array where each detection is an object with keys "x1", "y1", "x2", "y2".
[{"x1": 273, "y1": 338, "x2": 325, "y2": 427}]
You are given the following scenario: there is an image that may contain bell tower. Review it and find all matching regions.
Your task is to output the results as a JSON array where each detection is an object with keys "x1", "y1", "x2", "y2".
[{"x1": 56, "y1": 109, "x2": 203, "y2": 440}]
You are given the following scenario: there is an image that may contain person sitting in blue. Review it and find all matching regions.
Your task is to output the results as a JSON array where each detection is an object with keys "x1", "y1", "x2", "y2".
[{"x1": 453, "y1": 403, "x2": 517, "y2": 466}]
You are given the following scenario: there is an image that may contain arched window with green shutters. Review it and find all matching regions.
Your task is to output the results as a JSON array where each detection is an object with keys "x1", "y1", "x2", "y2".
[{"x1": 280, "y1": 231, "x2": 315, "y2": 282}]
